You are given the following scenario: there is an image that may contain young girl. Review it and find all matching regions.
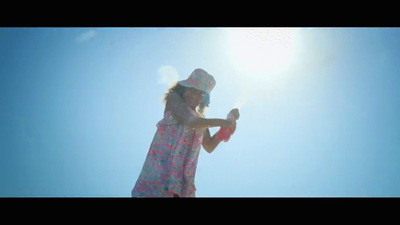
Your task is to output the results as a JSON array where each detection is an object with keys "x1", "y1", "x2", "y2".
[{"x1": 131, "y1": 68, "x2": 239, "y2": 197}]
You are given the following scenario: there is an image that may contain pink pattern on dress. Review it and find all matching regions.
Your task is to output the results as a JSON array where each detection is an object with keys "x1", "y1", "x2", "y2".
[{"x1": 132, "y1": 107, "x2": 204, "y2": 197}]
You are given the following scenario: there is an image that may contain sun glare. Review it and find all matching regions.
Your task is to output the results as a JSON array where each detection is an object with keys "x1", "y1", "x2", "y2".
[{"x1": 227, "y1": 28, "x2": 297, "y2": 75}]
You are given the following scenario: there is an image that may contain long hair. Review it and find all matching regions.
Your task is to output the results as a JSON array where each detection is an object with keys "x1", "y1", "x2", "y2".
[{"x1": 163, "y1": 82, "x2": 210, "y2": 117}]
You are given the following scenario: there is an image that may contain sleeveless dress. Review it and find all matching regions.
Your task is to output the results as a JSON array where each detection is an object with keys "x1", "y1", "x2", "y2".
[{"x1": 131, "y1": 107, "x2": 205, "y2": 197}]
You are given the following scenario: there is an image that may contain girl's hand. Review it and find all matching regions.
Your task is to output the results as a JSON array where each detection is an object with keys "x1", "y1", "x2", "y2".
[
  {"x1": 219, "y1": 119, "x2": 236, "y2": 136},
  {"x1": 229, "y1": 108, "x2": 240, "y2": 120},
  {"x1": 221, "y1": 119, "x2": 236, "y2": 129},
  {"x1": 230, "y1": 120, "x2": 237, "y2": 134}
]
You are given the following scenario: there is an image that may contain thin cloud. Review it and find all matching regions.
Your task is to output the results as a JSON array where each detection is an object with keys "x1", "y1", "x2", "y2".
[{"x1": 76, "y1": 29, "x2": 97, "y2": 43}]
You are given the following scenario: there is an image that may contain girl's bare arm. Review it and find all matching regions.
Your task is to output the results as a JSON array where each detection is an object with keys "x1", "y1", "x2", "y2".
[
  {"x1": 165, "y1": 92, "x2": 234, "y2": 130},
  {"x1": 202, "y1": 128, "x2": 221, "y2": 153}
]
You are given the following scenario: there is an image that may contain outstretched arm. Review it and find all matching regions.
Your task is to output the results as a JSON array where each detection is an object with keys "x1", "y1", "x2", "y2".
[
  {"x1": 202, "y1": 128, "x2": 221, "y2": 153},
  {"x1": 165, "y1": 92, "x2": 234, "y2": 130},
  {"x1": 202, "y1": 108, "x2": 239, "y2": 153},
  {"x1": 202, "y1": 120, "x2": 237, "y2": 153}
]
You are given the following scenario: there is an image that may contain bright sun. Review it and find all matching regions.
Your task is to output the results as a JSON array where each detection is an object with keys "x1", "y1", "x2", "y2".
[{"x1": 227, "y1": 28, "x2": 297, "y2": 75}]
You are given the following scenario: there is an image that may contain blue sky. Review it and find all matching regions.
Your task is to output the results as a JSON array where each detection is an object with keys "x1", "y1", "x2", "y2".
[{"x1": 1, "y1": 27, "x2": 399, "y2": 197}]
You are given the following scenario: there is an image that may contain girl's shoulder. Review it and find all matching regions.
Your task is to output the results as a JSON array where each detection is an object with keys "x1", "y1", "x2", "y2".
[{"x1": 165, "y1": 92, "x2": 183, "y2": 107}]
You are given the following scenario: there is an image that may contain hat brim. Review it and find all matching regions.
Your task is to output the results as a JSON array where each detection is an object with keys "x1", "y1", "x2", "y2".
[{"x1": 178, "y1": 80, "x2": 210, "y2": 94}]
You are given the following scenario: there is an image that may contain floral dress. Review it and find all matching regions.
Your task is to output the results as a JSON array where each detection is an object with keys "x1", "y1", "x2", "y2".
[{"x1": 131, "y1": 106, "x2": 205, "y2": 197}]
